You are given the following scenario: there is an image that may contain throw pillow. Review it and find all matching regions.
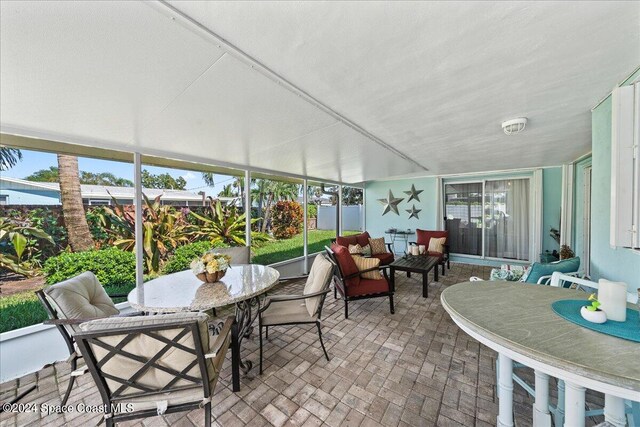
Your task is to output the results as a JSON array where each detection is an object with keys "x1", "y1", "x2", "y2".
[
  {"x1": 351, "y1": 256, "x2": 383, "y2": 280},
  {"x1": 330, "y1": 243, "x2": 361, "y2": 285},
  {"x1": 361, "y1": 244, "x2": 372, "y2": 257},
  {"x1": 523, "y1": 257, "x2": 581, "y2": 284},
  {"x1": 348, "y1": 244, "x2": 363, "y2": 255},
  {"x1": 428, "y1": 237, "x2": 446, "y2": 254},
  {"x1": 369, "y1": 237, "x2": 387, "y2": 255}
]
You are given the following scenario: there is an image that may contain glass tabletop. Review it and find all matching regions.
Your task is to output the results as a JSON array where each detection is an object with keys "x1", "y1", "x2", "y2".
[{"x1": 128, "y1": 264, "x2": 280, "y2": 313}]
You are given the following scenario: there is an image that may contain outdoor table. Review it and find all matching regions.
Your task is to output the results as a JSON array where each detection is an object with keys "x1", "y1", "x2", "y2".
[
  {"x1": 442, "y1": 281, "x2": 640, "y2": 427},
  {"x1": 127, "y1": 264, "x2": 280, "y2": 392}
]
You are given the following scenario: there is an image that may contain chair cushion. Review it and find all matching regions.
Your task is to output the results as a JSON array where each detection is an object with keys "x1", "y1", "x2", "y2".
[
  {"x1": 303, "y1": 255, "x2": 334, "y2": 316},
  {"x1": 371, "y1": 252, "x2": 394, "y2": 265},
  {"x1": 44, "y1": 271, "x2": 119, "y2": 323},
  {"x1": 336, "y1": 235, "x2": 358, "y2": 247},
  {"x1": 261, "y1": 299, "x2": 314, "y2": 326},
  {"x1": 351, "y1": 256, "x2": 382, "y2": 280},
  {"x1": 355, "y1": 232, "x2": 371, "y2": 247},
  {"x1": 368, "y1": 237, "x2": 387, "y2": 255},
  {"x1": 346, "y1": 278, "x2": 390, "y2": 297},
  {"x1": 428, "y1": 251, "x2": 444, "y2": 261},
  {"x1": 79, "y1": 312, "x2": 214, "y2": 399},
  {"x1": 523, "y1": 257, "x2": 581, "y2": 284},
  {"x1": 416, "y1": 229, "x2": 448, "y2": 247},
  {"x1": 348, "y1": 244, "x2": 363, "y2": 254},
  {"x1": 214, "y1": 246, "x2": 250, "y2": 264},
  {"x1": 331, "y1": 243, "x2": 360, "y2": 287},
  {"x1": 428, "y1": 237, "x2": 446, "y2": 254}
]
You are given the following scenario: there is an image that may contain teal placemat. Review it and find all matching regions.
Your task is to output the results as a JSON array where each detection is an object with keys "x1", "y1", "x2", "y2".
[{"x1": 551, "y1": 300, "x2": 640, "y2": 343}]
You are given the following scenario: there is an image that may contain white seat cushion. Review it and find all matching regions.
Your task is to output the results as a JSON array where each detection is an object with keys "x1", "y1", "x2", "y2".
[
  {"x1": 44, "y1": 271, "x2": 119, "y2": 335},
  {"x1": 260, "y1": 299, "x2": 315, "y2": 326},
  {"x1": 79, "y1": 312, "x2": 217, "y2": 402},
  {"x1": 303, "y1": 255, "x2": 334, "y2": 316}
]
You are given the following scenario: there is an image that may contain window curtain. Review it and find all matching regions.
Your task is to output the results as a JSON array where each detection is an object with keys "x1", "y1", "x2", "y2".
[{"x1": 486, "y1": 179, "x2": 530, "y2": 260}]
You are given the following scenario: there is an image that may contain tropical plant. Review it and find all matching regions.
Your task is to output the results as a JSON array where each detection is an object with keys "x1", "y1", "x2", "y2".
[
  {"x1": 560, "y1": 244, "x2": 575, "y2": 260},
  {"x1": 307, "y1": 204, "x2": 318, "y2": 218},
  {"x1": 57, "y1": 154, "x2": 95, "y2": 251},
  {"x1": 0, "y1": 217, "x2": 54, "y2": 276},
  {"x1": 0, "y1": 146, "x2": 22, "y2": 171},
  {"x1": 96, "y1": 194, "x2": 190, "y2": 274},
  {"x1": 271, "y1": 201, "x2": 304, "y2": 239},
  {"x1": 24, "y1": 167, "x2": 134, "y2": 186},
  {"x1": 218, "y1": 184, "x2": 235, "y2": 198},
  {"x1": 163, "y1": 241, "x2": 220, "y2": 274},
  {"x1": 189, "y1": 200, "x2": 257, "y2": 246}
]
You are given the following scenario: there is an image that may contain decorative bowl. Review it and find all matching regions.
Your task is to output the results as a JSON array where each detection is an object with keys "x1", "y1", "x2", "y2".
[
  {"x1": 196, "y1": 269, "x2": 227, "y2": 283},
  {"x1": 580, "y1": 306, "x2": 607, "y2": 324}
]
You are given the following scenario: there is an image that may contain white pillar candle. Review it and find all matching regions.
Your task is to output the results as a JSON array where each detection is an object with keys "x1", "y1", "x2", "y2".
[{"x1": 598, "y1": 279, "x2": 628, "y2": 322}]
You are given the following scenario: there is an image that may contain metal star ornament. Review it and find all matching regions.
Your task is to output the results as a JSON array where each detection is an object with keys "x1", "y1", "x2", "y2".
[
  {"x1": 378, "y1": 190, "x2": 404, "y2": 216},
  {"x1": 404, "y1": 184, "x2": 423, "y2": 202},
  {"x1": 406, "y1": 204, "x2": 421, "y2": 219}
]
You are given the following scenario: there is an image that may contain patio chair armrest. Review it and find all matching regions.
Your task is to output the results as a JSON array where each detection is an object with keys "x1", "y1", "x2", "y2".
[
  {"x1": 344, "y1": 266, "x2": 381, "y2": 279},
  {"x1": 205, "y1": 316, "x2": 234, "y2": 359},
  {"x1": 44, "y1": 317, "x2": 101, "y2": 326},
  {"x1": 385, "y1": 242, "x2": 394, "y2": 251},
  {"x1": 278, "y1": 275, "x2": 309, "y2": 282},
  {"x1": 260, "y1": 290, "x2": 331, "y2": 312},
  {"x1": 113, "y1": 311, "x2": 145, "y2": 317}
]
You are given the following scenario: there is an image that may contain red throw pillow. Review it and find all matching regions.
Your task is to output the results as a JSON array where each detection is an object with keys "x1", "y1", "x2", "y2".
[
  {"x1": 336, "y1": 235, "x2": 358, "y2": 247},
  {"x1": 330, "y1": 243, "x2": 361, "y2": 285},
  {"x1": 355, "y1": 231, "x2": 371, "y2": 247}
]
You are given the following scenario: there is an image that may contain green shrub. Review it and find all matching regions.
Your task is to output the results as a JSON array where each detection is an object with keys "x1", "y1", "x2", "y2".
[
  {"x1": 271, "y1": 201, "x2": 303, "y2": 239},
  {"x1": 0, "y1": 291, "x2": 48, "y2": 334},
  {"x1": 307, "y1": 204, "x2": 317, "y2": 218},
  {"x1": 43, "y1": 248, "x2": 136, "y2": 288},
  {"x1": 162, "y1": 241, "x2": 224, "y2": 274}
]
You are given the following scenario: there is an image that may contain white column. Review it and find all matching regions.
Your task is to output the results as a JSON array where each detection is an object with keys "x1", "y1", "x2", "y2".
[
  {"x1": 533, "y1": 370, "x2": 551, "y2": 427},
  {"x1": 133, "y1": 153, "x2": 144, "y2": 302},
  {"x1": 603, "y1": 394, "x2": 626, "y2": 427},
  {"x1": 564, "y1": 381, "x2": 586, "y2": 427},
  {"x1": 338, "y1": 184, "x2": 343, "y2": 236},
  {"x1": 362, "y1": 185, "x2": 366, "y2": 231},
  {"x1": 303, "y1": 179, "x2": 309, "y2": 274},
  {"x1": 244, "y1": 170, "x2": 251, "y2": 249},
  {"x1": 497, "y1": 353, "x2": 514, "y2": 427},
  {"x1": 560, "y1": 163, "x2": 574, "y2": 246}
]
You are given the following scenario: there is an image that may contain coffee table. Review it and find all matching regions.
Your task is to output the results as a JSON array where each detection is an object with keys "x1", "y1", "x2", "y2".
[{"x1": 389, "y1": 255, "x2": 440, "y2": 298}]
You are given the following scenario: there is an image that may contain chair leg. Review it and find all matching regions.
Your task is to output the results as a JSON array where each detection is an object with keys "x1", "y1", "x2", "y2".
[
  {"x1": 447, "y1": 259, "x2": 450, "y2": 269},
  {"x1": 204, "y1": 401, "x2": 212, "y2": 427},
  {"x1": 344, "y1": 300, "x2": 349, "y2": 319},
  {"x1": 389, "y1": 294, "x2": 395, "y2": 314},
  {"x1": 60, "y1": 356, "x2": 77, "y2": 406},
  {"x1": 259, "y1": 325, "x2": 263, "y2": 375},
  {"x1": 105, "y1": 418, "x2": 115, "y2": 427},
  {"x1": 266, "y1": 326, "x2": 269, "y2": 340},
  {"x1": 441, "y1": 262, "x2": 445, "y2": 276},
  {"x1": 317, "y1": 322, "x2": 330, "y2": 361},
  {"x1": 334, "y1": 286, "x2": 337, "y2": 299},
  {"x1": 212, "y1": 308, "x2": 217, "y2": 317}
]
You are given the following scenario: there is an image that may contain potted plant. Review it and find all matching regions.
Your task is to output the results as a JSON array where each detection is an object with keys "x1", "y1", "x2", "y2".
[
  {"x1": 190, "y1": 251, "x2": 232, "y2": 283},
  {"x1": 560, "y1": 244, "x2": 575, "y2": 260},
  {"x1": 580, "y1": 293, "x2": 607, "y2": 324}
]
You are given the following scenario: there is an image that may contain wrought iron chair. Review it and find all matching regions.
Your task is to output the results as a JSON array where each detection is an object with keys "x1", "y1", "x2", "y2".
[
  {"x1": 75, "y1": 312, "x2": 233, "y2": 427},
  {"x1": 36, "y1": 271, "x2": 140, "y2": 406},
  {"x1": 325, "y1": 244, "x2": 394, "y2": 319},
  {"x1": 410, "y1": 228, "x2": 450, "y2": 276},
  {"x1": 257, "y1": 254, "x2": 334, "y2": 374}
]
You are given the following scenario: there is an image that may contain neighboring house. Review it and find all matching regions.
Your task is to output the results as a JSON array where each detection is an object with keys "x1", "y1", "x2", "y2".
[{"x1": 0, "y1": 176, "x2": 210, "y2": 206}]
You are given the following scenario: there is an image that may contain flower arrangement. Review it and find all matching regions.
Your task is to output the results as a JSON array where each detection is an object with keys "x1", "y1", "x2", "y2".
[{"x1": 190, "y1": 251, "x2": 232, "y2": 283}]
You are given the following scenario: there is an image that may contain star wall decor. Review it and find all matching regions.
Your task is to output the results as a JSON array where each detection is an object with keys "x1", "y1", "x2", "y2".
[
  {"x1": 404, "y1": 184, "x2": 423, "y2": 202},
  {"x1": 378, "y1": 190, "x2": 403, "y2": 216},
  {"x1": 406, "y1": 204, "x2": 421, "y2": 219}
]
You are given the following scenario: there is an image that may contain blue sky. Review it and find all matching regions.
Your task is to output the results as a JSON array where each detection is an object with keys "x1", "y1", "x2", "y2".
[{"x1": 1, "y1": 149, "x2": 236, "y2": 197}]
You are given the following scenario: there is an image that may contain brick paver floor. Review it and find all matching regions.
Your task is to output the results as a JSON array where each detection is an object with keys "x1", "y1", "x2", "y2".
[{"x1": 0, "y1": 262, "x2": 607, "y2": 426}]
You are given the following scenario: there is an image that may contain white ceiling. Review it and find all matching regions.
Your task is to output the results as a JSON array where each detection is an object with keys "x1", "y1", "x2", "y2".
[{"x1": 1, "y1": 1, "x2": 639, "y2": 183}]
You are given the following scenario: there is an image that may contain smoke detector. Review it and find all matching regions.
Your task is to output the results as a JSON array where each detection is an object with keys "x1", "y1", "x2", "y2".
[{"x1": 502, "y1": 118, "x2": 528, "y2": 135}]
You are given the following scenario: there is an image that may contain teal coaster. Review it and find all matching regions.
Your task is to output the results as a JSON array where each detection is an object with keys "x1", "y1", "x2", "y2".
[{"x1": 551, "y1": 300, "x2": 640, "y2": 343}]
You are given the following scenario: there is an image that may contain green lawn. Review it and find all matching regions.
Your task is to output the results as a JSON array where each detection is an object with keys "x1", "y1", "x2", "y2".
[{"x1": 251, "y1": 229, "x2": 359, "y2": 265}]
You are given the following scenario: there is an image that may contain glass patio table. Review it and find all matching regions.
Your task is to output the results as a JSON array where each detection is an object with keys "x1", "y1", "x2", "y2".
[{"x1": 127, "y1": 264, "x2": 280, "y2": 392}]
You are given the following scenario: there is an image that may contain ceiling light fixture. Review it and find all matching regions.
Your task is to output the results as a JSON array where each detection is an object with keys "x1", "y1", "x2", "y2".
[{"x1": 501, "y1": 117, "x2": 528, "y2": 135}]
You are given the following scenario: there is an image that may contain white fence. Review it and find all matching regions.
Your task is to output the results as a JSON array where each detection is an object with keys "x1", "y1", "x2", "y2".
[{"x1": 317, "y1": 205, "x2": 364, "y2": 231}]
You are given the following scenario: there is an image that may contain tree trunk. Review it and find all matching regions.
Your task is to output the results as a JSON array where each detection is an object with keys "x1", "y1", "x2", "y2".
[
  {"x1": 261, "y1": 193, "x2": 274, "y2": 233},
  {"x1": 57, "y1": 154, "x2": 94, "y2": 251}
]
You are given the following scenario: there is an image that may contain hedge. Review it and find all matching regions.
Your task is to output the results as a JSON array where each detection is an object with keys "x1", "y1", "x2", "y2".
[
  {"x1": 43, "y1": 248, "x2": 136, "y2": 289},
  {"x1": 162, "y1": 241, "x2": 227, "y2": 274},
  {"x1": 0, "y1": 291, "x2": 47, "y2": 334}
]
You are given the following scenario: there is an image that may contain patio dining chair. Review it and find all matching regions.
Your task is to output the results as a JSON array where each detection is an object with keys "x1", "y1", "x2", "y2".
[
  {"x1": 257, "y1": 254, "x2": 334, "y2": 374},
  {"x1": 36, "y1": 271, "x2": 141, "y2": 406},
  {"x1": 75, "y1": 312, "x2": 234, "y2": 427}
]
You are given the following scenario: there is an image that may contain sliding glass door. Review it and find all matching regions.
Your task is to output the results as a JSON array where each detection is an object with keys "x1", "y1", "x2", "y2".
[{"x1": 444, "y1": 178, "x2": 531, "y2": 261}]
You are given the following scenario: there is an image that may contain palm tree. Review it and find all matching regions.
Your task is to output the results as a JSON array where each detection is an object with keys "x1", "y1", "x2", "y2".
[
  {"x1": 202, "y1": 172, "x2": 215, "y2": 187},
  {"x1": 57, "y1": 154, "x2": 94, "y2": 251},
  {"x1": 260, "y1": 181, "x2": 300, "y2": 233},
  {"x1": 0, "y1": 146, "x2": 22, "y2": 171},
  {"x1": 218, "y1": 184, "x2": 235, "y2": 198}
]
